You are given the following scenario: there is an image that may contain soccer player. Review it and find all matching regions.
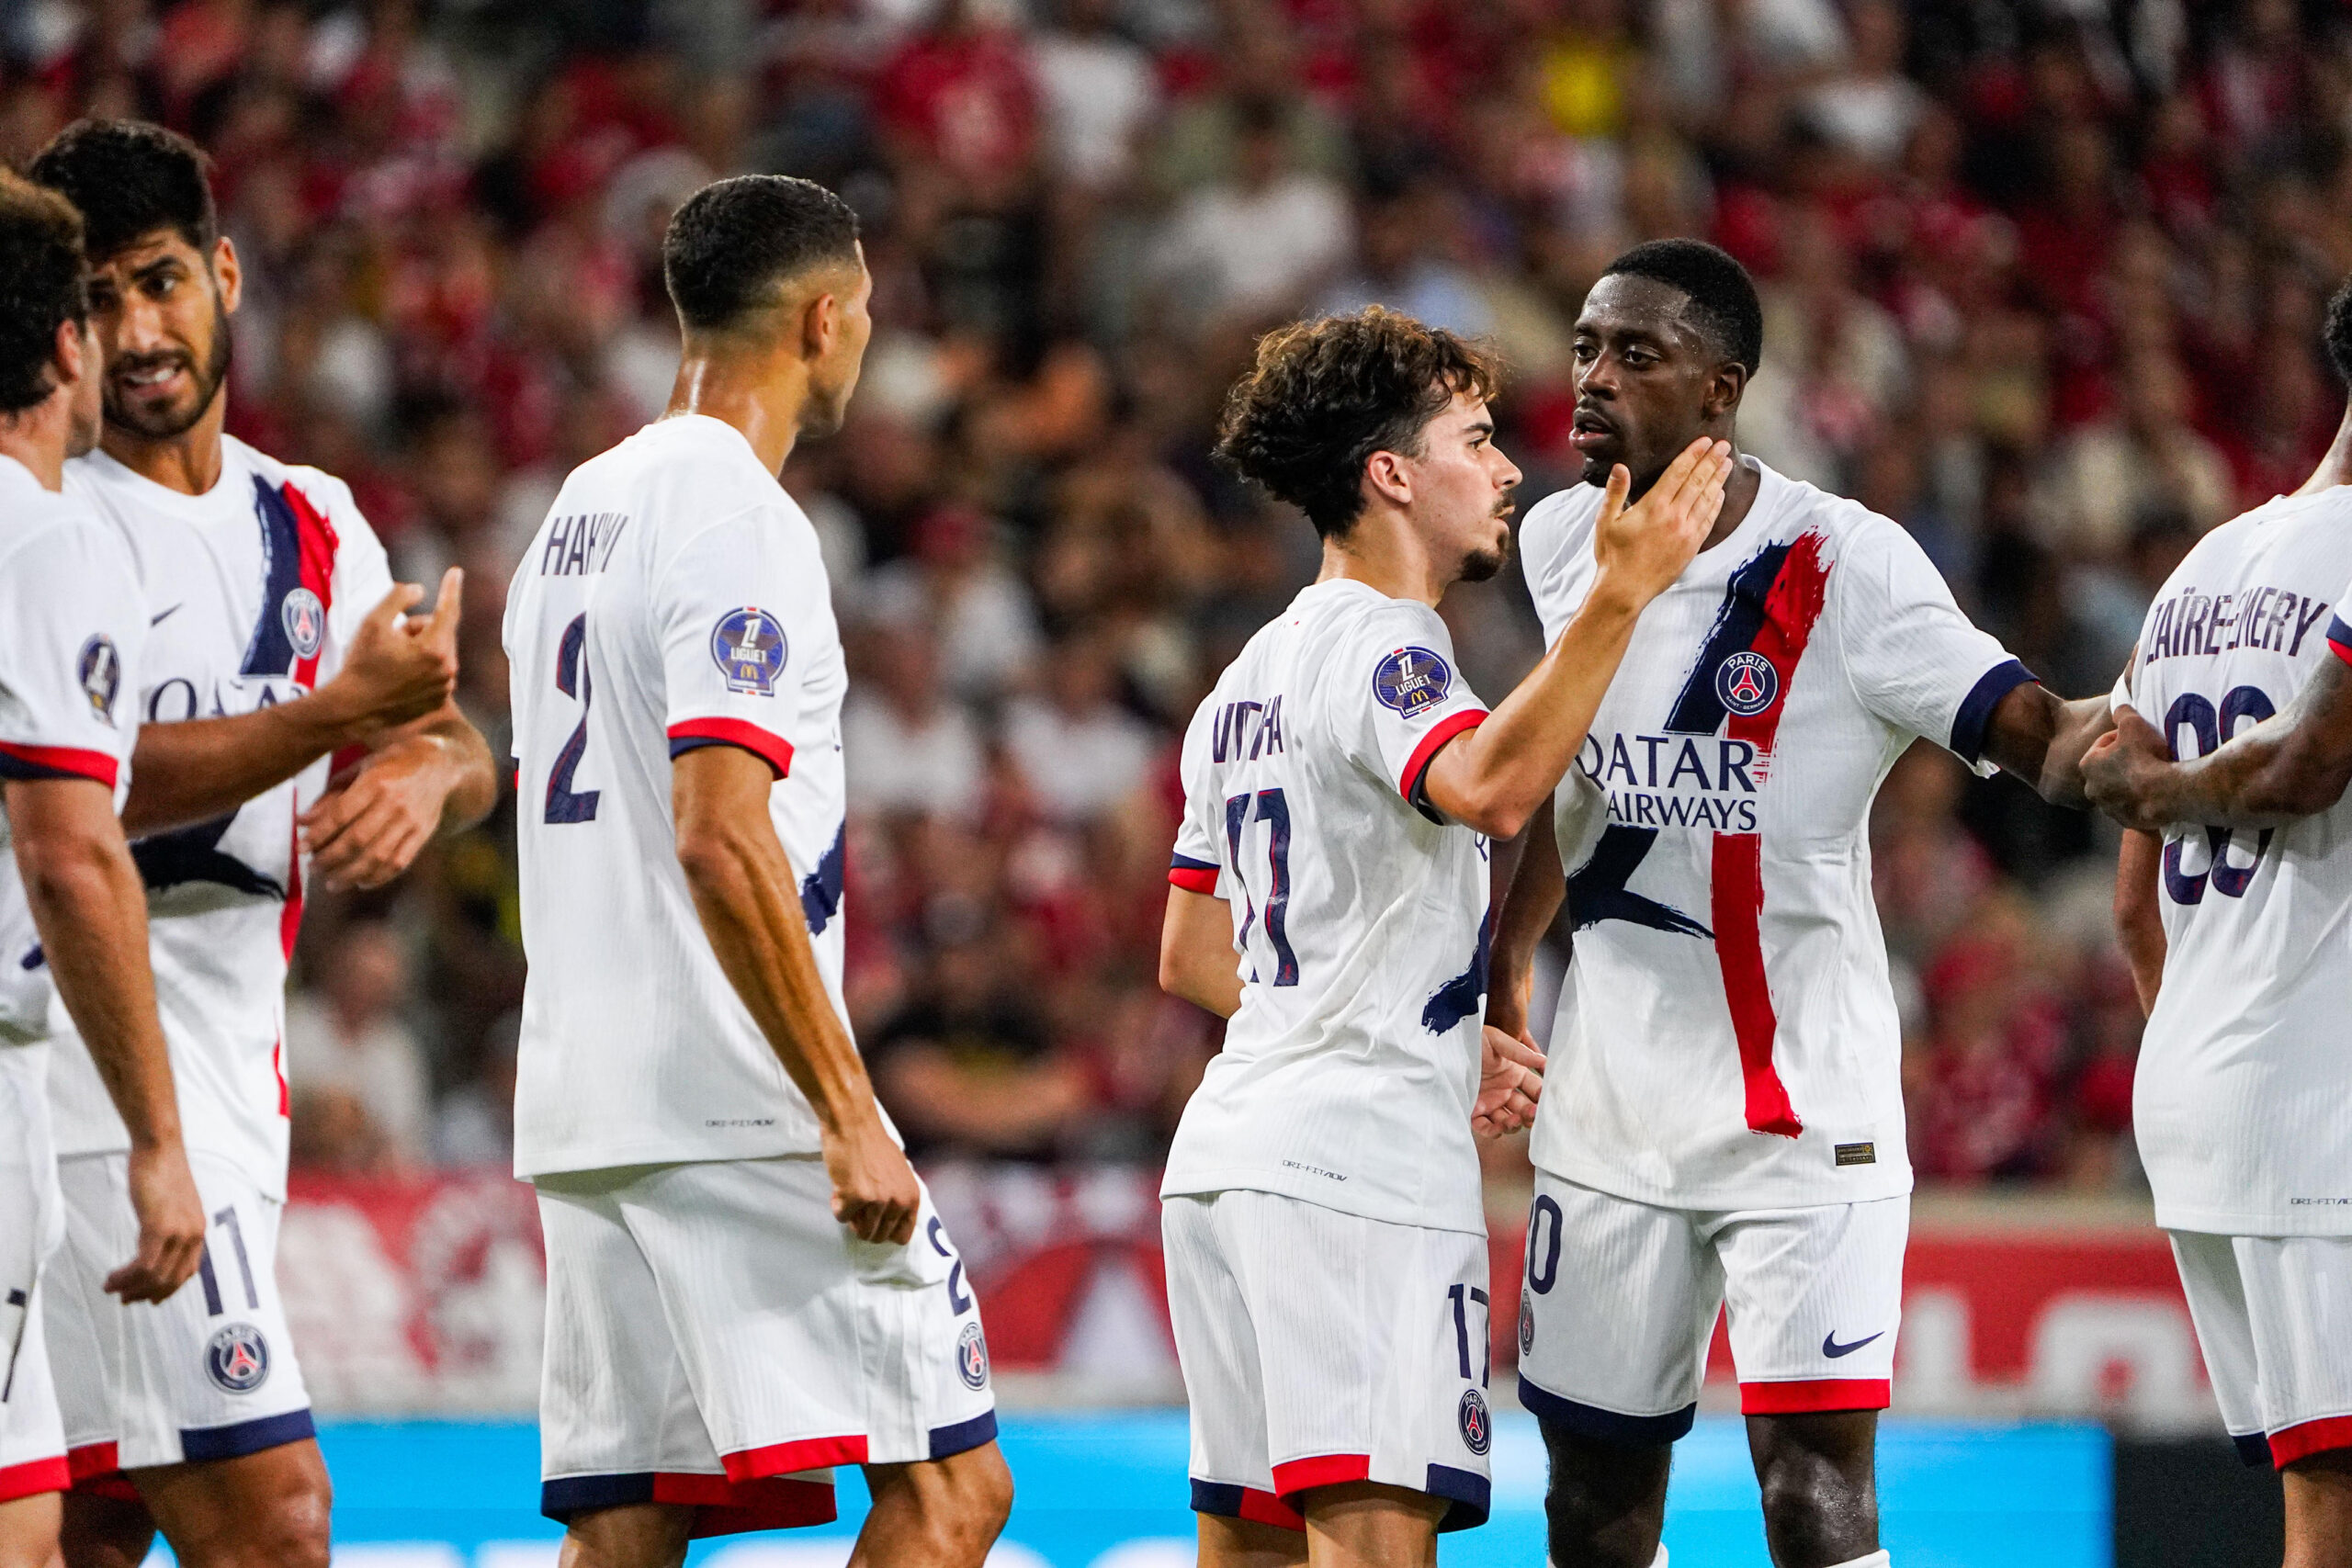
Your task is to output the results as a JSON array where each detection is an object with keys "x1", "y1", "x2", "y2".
[
  {"x1": 2085, "y1": 281, "x2": 2352, "y2": 1568},
  {"x1": 1485, "y1": 241, "x2": 2112, "y2": 1568},
  {"x1": 503, "y1": 175, "x2": 1012, "y2": 1567},
  {"x1": 0, "y1": 167, "x2": 202, "y2": 1568},
  {"x1": 1157, "y1": 305, "x2": 1732, "y2": 1567},
  {"x1": 27, "y1": 120, "x2": 495, "y2": 1568}
]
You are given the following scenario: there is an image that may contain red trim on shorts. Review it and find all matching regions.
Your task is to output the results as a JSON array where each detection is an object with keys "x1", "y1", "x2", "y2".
[
  {"x1": 1398, "y1": 710, "x2": 1487, "y2": 804},
  {"x1": 650, "y1": 1472, "x2": 839, "y2": 1537},
  {"x1": 0, "y1": 741, "x2": 118, "y2": 788},
  {"x1": 1240, "y1": 1486, "x2": 1306, "y2": 1529},
  {"x1": 722, "y1": 1434, "x2": 868, "y2": 1480},
  {"x1": 0, "y1": 1455, "x2": 69, "y2": 1502},
  {"x1": 64, "y1": 1442, "x2": 138, "y2": 1502},
  {"x1": 667, "y1": 718, "x2": 794, "y2": 779},
  {"x1": 1270, "y1": 1451, "x2": 1374, "y2": 1501},
  {"x1": 2270, "y1": 1415, "x2": 2352, "y2": 1467},
  {"x1": 1740, "y1": 1378, "x2": 1891, "y2": 1415}
]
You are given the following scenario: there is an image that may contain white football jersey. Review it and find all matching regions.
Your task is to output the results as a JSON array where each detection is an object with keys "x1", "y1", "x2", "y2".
[
  {"x1": 1519, "y1": 457, "x2": 2030, "y2": 1210},
  {"x1": 45, "y1": 438, "x2": 394, "y2": 1201},
  {"x1": 1159, "y1": 578, "x2": 1495, "y2": 1235},
  {"x1": 504, "y1": 415, "x2": 861, "y2": 1179},
  {"x1": 2115, "y1": 485, "x2": 2352, "y2": 1235},
  {"x1": 0, "y1": 456, "x2": 144, "y2": 1043}
]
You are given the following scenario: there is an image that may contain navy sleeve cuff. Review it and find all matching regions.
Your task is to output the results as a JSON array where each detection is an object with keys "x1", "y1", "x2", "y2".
[{"x1": 1949, "y1": 658, "x2": 2037, "y2": 763}]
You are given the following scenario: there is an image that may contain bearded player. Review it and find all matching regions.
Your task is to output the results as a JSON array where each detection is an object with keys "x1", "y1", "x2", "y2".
[
  {"x1": 1158, "y1": 306, "x2": 1730, "y2": 1566},
  {"x1": 1487, "y1": 241, "x2": 2112, "y2": 1568},
  {"x1": 28, "y1": 120, "x2": 495, "y2": 1568}
]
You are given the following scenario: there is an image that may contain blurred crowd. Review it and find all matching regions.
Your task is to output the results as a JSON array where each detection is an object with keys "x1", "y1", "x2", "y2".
[{"x1": 17, "y1": 0, "x2": 2352, "y2": 1194}]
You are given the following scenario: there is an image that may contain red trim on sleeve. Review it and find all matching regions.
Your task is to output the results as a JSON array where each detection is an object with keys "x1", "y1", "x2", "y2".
[
  {"x1": 2270, "y1": 1415, "x2": 2352, "y2": 1467},
  {"x1": 722, "y1": 1433, "x2": 867, "y2": 1480},
  {"x1": 0, "y1": 741, "x2": 118, "y2": 788},
  {"x1": 279, "y1": 481, "x2": 341, "y2": 690},
  {"x1": 0, "y1": 1455, "x2": 69, "y2": 1502},
  {"x1": 1169, "y1": 854, "x2": 1219, "y2": 894},
  {"x1": 1739, "y1": 1378, "x2": 1891, "y2": 1415},
  {"x1": 2332, "y1": 637, "x2": 2352, "y2": 668},
  {"x1": 1271, "y1": 1452, "x2": 1374, "y2": 1500},
  {"x1": 1397, "y1": 709, "x2": 1487, "y2": 803},
  {"x1": 667, "y1": 717, "x2": 794, "y2": 779}
]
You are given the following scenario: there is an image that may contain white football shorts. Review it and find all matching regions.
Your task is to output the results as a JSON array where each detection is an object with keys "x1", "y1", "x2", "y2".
[
  {"x1": 1161, "y1": 1189, "x2": 1494, "y2": 1533},
  {"x1": 0, "y1": 1043, "x2": 66, "y2": 1502},
  {"x1": 47, "y1": 1150, "x2": 312, "y2": 1492},
  {"x1": 535, "y1": 1155, "x2": 996, "y2": 1539},
  {"x1": 1515, "y1": 1171, "x2": 1905, "y2": 1439},
  {"x1": 2171, "y1": 1230, "x2": 2352, "y2": 1468}
]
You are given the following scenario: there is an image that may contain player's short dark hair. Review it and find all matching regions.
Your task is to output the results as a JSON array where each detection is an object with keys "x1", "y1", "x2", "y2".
[
  {"x1": 1214, "y1": 307, "x2": 1503, "y2": 540},
  {"x1": 28, "y1": 118, "x2": 218, "y2": 265},
  {"x1": 0, "y1": 171, "x2": 88, "y2": 414},
  {"x1": 1599, "y1": 238, "x2": 1764, "y2": 375},
  {"x1": 2324, "y1": 274, "x2": 2352, "y2": 386},
  {"x1": 662, "y1": 175, "x2": 862, "y2": 333}
]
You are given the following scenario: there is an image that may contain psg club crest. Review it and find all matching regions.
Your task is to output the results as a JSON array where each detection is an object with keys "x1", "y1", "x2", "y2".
[
  {"x1": 1457, "y1": 1388, "x2": 1492, "y2": 1456},
  {"x1": 281, "y1": 588, "x2": 326, "y2": 660},
  {"x1": 1519, "y1": 1288, "x2": 1535, "y2": 1357},
  {"x1": 205, "y1": 1322, "x2": 271, "y2": 1393},
  {"x1": 1715, "y1": 650, "x2": 1779, "y2": 717},
  {"x1": 76, "y1": 634, "x2": 120, "y2": 721},
  {"x1": 1374, "y1": 646, "x2": 1453, "y2": 719},
  {"x1": 956, "y1": 1321, "x2": 990, "y2": 1391},
  {"x1": 709, "y1": 607, "x2": 788, "y2": 696}
]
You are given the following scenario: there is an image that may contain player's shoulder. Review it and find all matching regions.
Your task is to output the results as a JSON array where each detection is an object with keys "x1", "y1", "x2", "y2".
[
  {"x1": 1518, "y1": 479, "x2": 1606, "y2": 564},
  {"x1": 0, "y1": 459, "x2": 120, "y2": 567}
]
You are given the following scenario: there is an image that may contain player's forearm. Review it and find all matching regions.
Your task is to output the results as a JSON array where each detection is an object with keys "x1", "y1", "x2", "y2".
[
  {"x1": 1159, "y1": 887, "x2": 1241, "y2": 1019},
  {"x1": 1983, "y1": 686, "x2": 2108, "y2": 808},
  {"x1": 2114, "y1": 829, "x2": 2166, "y2": 1017},
  {"x1": 1486, "y1": 803, "x2": 1564, "y2": 1037},
  {"x1": 677, "y1": 818, "x2": 884, "y2": 1133},
  {"x1": 122, "y1": 690, "x2": 371, "y2": 835},
  {"x1": 2158, "y1": 723, "x2": 2352, "y2": 829},
  {"x1": 372, "y1": 705, "x2": 499, "y2": 836},
  {"x1": 1424, "y1": 589, "x2": 1642, "y2": 839},
  {"x1": 7, "y1": 787, "x2": 182, "y2": 1152}
]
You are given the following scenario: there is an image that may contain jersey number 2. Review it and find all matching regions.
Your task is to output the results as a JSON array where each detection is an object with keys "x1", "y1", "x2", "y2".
[
  {"x1": 1222, "y1": 787, "x2": 1298, "y2": 986},
  {"x1": 546, "y1": 613, "x2": 600, "y2": 824}
]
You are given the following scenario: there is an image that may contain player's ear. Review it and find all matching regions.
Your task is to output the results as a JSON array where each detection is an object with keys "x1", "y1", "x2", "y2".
[
  {"x1": 211, "y1": 235, "x2": 243, "y2": 315},
  {"x1": 800, "y1": 288, "x2": 838, "y2": 363},
  {"x1": 51, "y1": 316, "x2": 85, "y2": 391},
  {"x1": 1704, "y1": 361, "x2": 1747, "y2": 420},
  {"x1": 1363, "y1": 448, "x2": 1412, "y2": 510}
]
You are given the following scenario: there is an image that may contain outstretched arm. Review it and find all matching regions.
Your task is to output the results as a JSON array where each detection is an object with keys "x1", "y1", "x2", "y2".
[
  {"x1": 2087, "y1": 656, "x2": 2352, "y2": 829},
  {"x1": 1422, "y1": 440, "x2": 1732, "y2": 839},
  {"x1": 1977, "y1": 682, "x2": 2115, "y2": 807}
]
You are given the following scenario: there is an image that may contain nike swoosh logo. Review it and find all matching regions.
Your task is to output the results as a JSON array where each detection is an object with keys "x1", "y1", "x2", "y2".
[
  {"x1": 150, "y1": 604, "x2": 182, "y2": 626},
  {"x1": 1822, "y1": 1330, "x2": 1885, "y2": 1359}
]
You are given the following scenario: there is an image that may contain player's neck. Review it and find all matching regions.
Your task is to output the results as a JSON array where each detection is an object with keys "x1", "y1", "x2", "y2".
[
  {"x1": 99, "y1": 387, "x2": 229, "y2": 496},
  {"x1": 665, "y1": 349, "x2": 808, "y2": 477},
  {"x1": 0, "y1": 403, "x2": 68, "y2": 491},
  {"x1": 2293, "y1": 401, "x2": 2352, "y2": 496},
  {"x1": 1695, "y1": 442, "x2": 1757, "y2": 551},
  {"x1": 1317, "y1": 510, "x2": 1448, "y2": 607}
]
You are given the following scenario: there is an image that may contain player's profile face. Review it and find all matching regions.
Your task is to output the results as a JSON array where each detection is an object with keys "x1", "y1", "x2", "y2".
[
  {"x1": 1404, "y1": 390, "x2": 1521, "y2": 584},
  {"x1": 803, "y1": 254, "x2": 875, "y2": 441},
  {"x1": 84, "y1": 228, "x2": 237, "y2": 442},
  {"x1": 1570, "y1": 273, "x2": 1717, "y2": 493}
]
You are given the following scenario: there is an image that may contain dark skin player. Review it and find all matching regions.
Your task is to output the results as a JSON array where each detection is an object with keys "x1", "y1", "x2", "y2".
[{"x1": 1485, "y1": 271, "x2": 2115, "y2": 1568}]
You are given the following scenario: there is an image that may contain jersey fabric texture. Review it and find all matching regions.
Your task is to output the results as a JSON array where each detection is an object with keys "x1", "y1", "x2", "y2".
[
  {"x1": 47, "y1": 438, "x2": 394, "y2": 1203},
  {"x1": 535, "y1": 1157, "x2": 996, "y2": 1536},
  {"x1": 503, "y1": 415, "x2": 860, "y2": 1178},
  {"x1": 48, "y1": 1151, "x2": 312, "y2": 1483},
  {"x1": 1517, "y1": 457, "x2": 2031, "y2": 1211},
  {"x1": 2170, "y1": 1230, "x2": 2352, "y2": 1467},
  {"x1": 1159, "y1": 578, "x2": 1494, "y2": 1235},
  {"x1": 1514, "y1": 1171, "x2": 1906, "y2": 1438},
  {"x1": 2113, "y1": 485, "x2": 2352, "y2": 1236},
  {"x1": 1162, "y1": 1190, "x2": 1494, "y2": 1531}
]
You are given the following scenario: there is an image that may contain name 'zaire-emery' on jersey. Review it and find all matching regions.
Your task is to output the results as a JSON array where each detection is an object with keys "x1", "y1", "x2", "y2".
[
  {"x1": 2118, "y1": 483, "x2": 2352, "y2": 1236},
  {"x1": 503, "y1": 414, "x2": 876, "y2": 1179},
  {"x1": 1517, "y1": 457, "x2": 2033, "y2": 1212},
  {"x1": 1161, "y1": 578, "x2": 1496, "y2": 1237}
]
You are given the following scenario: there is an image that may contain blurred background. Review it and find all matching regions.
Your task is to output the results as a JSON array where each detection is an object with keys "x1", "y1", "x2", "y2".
[{"x1": 8, "y1": 0, "x2": 2346, "y2": 1560}]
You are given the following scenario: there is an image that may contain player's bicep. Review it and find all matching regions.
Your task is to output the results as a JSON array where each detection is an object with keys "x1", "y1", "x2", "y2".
[
  {"x1": 1338, "y1": 618, "x2": 1488, "y2": 819},
  {"x1": 1843, "y1": 523, "x2": 2032, "y2": 767},
  {"x1": 1159, "y1": 885, "x2": 1240, "y2": 1019},
  {"x1": 0, "y1": 532, "x2": 142, "y2": 788},
  {"x1": 653, "y1": 512, "x2": 807, "y2": 779}
]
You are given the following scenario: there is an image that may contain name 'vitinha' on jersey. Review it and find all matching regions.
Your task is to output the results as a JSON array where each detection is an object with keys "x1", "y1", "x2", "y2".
[{"x1": 1516, "y1": 457, "x2": 2034, "y2": 1213}]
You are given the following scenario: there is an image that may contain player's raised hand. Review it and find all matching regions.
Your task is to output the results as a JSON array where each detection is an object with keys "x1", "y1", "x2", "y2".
[
  {"x1": 1590, "y1": 436, "x2": 1734, "y2": 609},
  {"x1": 300, "y1": 737, "x2": 451, "y2": 890},
  {"x1": 323, "y1": 570, "x2": 463, "y2": 733},
  {"x1": 106, "y1": 1140, "x2": 205, "y2": 1303},
  {"x1": 2084, "y1": 705, "x2": 2177, "y2": 831},
  {"x1": 1473, "y1": 1024, "x2": 1545, "y2": 1139},
  {"x1": 825, "y1": 1111, "x2": 922, "y2": 1245}
]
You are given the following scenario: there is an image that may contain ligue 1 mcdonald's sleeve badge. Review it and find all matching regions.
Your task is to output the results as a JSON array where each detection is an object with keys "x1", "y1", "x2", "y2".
[{"x1": 710, "y1": 606, "x2": 788, "y2": 696}]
